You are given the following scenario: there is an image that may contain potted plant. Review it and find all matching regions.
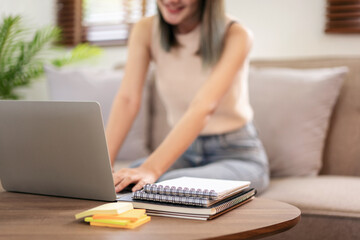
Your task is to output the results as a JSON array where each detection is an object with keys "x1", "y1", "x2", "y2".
[{"x1": 0, "y1": 15, "x2": 102, "y2": 100}]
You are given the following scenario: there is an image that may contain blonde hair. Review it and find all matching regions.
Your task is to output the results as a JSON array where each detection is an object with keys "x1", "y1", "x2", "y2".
[{"x1": 158, "y1": 0, "x2": 226, "y2": 67}]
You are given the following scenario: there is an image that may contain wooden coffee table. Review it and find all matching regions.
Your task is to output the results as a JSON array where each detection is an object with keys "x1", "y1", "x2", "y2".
[{"x1": 0, "y1": 189, "x2": 300, "y2": 240}]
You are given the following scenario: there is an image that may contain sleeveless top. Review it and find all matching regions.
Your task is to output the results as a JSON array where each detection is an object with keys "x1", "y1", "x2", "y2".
[{"x1": 150, "y1": 17, "x2": 253, "y2": 135}]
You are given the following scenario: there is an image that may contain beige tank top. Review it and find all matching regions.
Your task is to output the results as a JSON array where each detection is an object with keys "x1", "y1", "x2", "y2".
[{"x1": 150, "y1": 17, "x2": 253, "y2": 135}]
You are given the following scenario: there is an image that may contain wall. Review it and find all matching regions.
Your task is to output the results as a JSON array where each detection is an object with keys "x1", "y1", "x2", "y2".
[
  {"x1": 0, "y1": 0, "x2": 128, "y2": 99},
  {"x1": 225, "y1": 0, "x2": 360, "y2": 59},
  {"x1": 1, "y1": 0, "x2": 55, "y2": 27},
  {"x1": 1, "y1": 0, "x2": 128, "y2": 66},
  {"x1": 3, "y1": 0, "x2": 360, "y2": 60},
  {"x1": 1, "y1": 0, "x2": 360, "y2": 99}
]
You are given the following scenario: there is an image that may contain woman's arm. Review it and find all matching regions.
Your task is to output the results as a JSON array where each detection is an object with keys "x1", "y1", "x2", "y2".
[
  {"x1": 114, "y1": 23, "x2": 253, "y2": 192},
  {"x1": 106, "y1": 17, "x2": 152, "y2": 167}
]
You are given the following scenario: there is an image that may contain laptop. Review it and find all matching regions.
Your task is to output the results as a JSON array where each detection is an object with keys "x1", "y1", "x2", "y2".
[{"x1": 0, "y1": 101, "x2": 121, "y2": 201}]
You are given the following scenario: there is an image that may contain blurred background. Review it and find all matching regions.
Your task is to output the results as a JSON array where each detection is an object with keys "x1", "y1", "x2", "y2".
[{"x1": 1, "y1": 0, "x2": 360, "y2": 98}]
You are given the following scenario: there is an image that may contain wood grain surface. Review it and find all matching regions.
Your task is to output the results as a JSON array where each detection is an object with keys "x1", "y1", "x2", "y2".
[{"x1": 0, "y1": 187, "x2": 300, "y2": 240}]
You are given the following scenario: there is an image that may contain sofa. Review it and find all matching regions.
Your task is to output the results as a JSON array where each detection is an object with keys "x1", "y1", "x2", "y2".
[
  {"x1": 145, "y1": 57, "x2": 360, "y2": 240},
  {"x1": 249, "y1": 58, "x2": 360, "y2": 240},
  {"x1": 45, "y1": 57, "x2": 360, "y2": 239}
]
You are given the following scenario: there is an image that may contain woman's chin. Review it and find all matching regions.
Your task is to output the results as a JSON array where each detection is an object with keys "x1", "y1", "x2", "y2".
[
  {"x1": 161, "y1": 10, "x2": 186, "y2": 24},
  {"x1": 162, "y1": 16, "x2": 182, "y2": 25}
]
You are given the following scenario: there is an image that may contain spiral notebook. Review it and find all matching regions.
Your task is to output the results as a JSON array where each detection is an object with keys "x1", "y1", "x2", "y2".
[
  {"x1": 132, "y1": 187, "x2": 252, "y2": 207},
  {"x1": 137, "y1": 177, "x2": 250, "y2": 203},
  {"x1": 145, "y1": 195, "x2": 255, "y2": 220},
  {"x1": 118, "y1": 187, "x2": 256, "y2": 218}
]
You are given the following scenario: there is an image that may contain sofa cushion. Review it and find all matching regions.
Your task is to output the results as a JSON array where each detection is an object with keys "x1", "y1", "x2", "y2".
[
  {"x1": 45, "y1": 65, "x2": 150, "y2": 161},
  {"x1": 249, "y1": 67, "x2": 347, "y2": 177},
  {"x1": 251, "y1": 58, "x2": 360, "y2": 177},
  {"x1": 260, "y1": 176, "x2": 360, "y2": 218}
]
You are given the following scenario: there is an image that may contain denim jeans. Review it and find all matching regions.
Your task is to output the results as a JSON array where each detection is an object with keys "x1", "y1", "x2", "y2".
[{"x1": 131, "y1": 122, "x2": 269, "y2": 193}]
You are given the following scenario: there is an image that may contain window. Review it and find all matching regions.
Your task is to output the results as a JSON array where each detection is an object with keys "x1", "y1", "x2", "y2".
[
  {"x1": 57, "y1": 0, "x2": 157, "y2": 46},
  {"x1": 325, "y1": 0, "x2": 360, "y2": 33}
]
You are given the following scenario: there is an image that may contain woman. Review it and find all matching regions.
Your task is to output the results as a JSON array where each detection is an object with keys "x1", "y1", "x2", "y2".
[{"x1": 106, "y1": 0, "x2": 269, "y2": 193}]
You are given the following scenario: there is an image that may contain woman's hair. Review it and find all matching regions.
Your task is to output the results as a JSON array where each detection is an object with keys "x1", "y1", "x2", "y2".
[{"x1": 158, "y1": 0, "x2": 226, "y2": 67}]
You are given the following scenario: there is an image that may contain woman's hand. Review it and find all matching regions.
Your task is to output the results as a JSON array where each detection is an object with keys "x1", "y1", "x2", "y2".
[{"x1": 113, "y1": 166, "x2": 158, "y2": 192}]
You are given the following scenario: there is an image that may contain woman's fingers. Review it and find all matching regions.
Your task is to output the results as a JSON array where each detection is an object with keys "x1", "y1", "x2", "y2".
[
  {"x1": 133, "y1": 180, "x2": 147, "y2": 192},
  {"x1": 115, "y1": 175, "x2": 138, "y2": 193},
  {"x1": 113, "y1": 174, "x2": 122, "y2": 187},
  {"x1": 112, "y1": 167, "x2": 157, "y2": 192},
  {"x1": 113, "y1": 168, "x2": 135, "y2": 185},
  {"x1": 112, "y1": 169, "x2": 127, "y2": 186}
]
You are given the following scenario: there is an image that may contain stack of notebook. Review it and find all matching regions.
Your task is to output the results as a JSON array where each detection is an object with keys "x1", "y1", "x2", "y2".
[
  {"x1": 75, "y1": 202, "x2": 151, "y2": 229},
  {"x1": 118, "y1": 177, "x2": 256, "y2": 220}
]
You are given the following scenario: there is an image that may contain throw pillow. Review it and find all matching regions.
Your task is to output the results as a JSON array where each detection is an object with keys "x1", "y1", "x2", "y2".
[
  {"x1": 249, "y1": 66, "x2": 347, "y2": 177},
  {"x1": 45, "y1": 65, "x2": 150, "y2": 161}
]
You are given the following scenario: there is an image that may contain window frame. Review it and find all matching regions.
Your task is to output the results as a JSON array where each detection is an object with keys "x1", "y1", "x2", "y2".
[
  {"x1": 325, "y1": 0, "x2": 360, "y2": 34},
  {"x1": 57, "y1": 0, "x2": 154, "y2": 46}
]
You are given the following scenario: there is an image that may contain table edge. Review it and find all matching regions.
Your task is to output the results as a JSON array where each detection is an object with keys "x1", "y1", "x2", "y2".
[{"x1": 205, "y1": 202, "x2": 301, "y2": 240}]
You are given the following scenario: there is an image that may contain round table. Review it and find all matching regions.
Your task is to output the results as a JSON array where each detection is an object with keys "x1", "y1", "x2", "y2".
[{"x1": 0, "y1": 190, "x2": 300, "y2": 240}]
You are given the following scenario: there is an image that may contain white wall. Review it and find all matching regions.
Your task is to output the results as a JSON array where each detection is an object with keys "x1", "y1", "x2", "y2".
[
  {"x1": 225, "y1": 0, "x2": 360, "y2": 59},
  {"x1": 1, "y1": 0, "x2": 55, "y2": 27}
]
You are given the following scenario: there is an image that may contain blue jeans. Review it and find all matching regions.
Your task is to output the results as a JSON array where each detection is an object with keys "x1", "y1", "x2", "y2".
[{"x1": 131, "y1": 122, "x2": 269, "y2": 193}]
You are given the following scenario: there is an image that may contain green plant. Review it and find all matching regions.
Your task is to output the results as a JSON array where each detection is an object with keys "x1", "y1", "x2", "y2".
[
  {"x1": 0, "y1": 15, "x2": 102, "y2": 100},
  {"x1": 51, "y1": 43, "x2": 103, "y2": 68},
  {"x1": 0, "y1": 16, "x2": 60, "y2": 99}
]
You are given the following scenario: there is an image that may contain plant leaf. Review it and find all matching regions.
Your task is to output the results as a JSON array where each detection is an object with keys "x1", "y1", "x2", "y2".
[{"x1": 51, "y1": 43, "x2": 102, "y2": 67}]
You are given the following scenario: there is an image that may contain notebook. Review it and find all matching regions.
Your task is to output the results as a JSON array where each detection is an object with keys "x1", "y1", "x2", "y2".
[
  {"x1": 136, "y1": 177, "x2": 250, "y2": 206},
  {"x1": 118, "y1": 187, "x2": 256, "y2": 217},
  {"x1": 146, "y1": 196, "x2": 255, "y2": 220}
]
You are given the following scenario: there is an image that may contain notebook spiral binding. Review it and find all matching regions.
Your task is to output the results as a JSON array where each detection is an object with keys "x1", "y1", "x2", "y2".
[
  {"x1": 132, "y1": 188, "x2": 256, "y2": 208},
  {"x1": 132, "y1": 190, "x2": 210, "y2": 207},
  {"x1": 143, "y1": 183, "x2": 218, "y2": 200}
]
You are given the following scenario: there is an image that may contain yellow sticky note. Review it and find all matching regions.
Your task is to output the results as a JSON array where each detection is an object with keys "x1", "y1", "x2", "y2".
[
  {"x1": 75, "y1": 202, "x2": 133, "y2": 219},
  {"x1": 93, "y1": 209, "x2": 146, "y2": 222},
  {"x1": 85, "y1": 217, "x2": 130, "y2": 226},
  {"x1": 89, "y1": 216, "x2": 151, "y2": 229}
]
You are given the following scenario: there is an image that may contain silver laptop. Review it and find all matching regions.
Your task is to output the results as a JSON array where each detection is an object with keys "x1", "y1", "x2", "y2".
[{"x1": 0, "y1": 101, "x2": 120, "y2": 201}]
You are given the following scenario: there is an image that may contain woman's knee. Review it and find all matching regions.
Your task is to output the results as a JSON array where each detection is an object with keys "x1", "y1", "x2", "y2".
[
  {"x1": 220, "y1": 159, "x2": 270, "y2": 193},
  {"x1": 253, "y1": 172, "x2": 269, "y2": 194}
]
